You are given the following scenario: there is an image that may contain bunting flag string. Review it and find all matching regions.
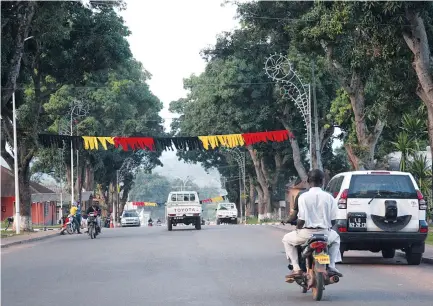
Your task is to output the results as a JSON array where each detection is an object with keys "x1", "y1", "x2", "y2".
[
  {"x1": 200, "y1": 196, "x2": 224, "y2": 204},
  {"x1": 38, "y1": 129, "x2": 294, "y2": 152},
  {"x1": 132, "y1": 202, "x2": 157, "y2": 207},
  {"x1": 114, "y1": 137, "x2": 155, "y2": 151},
  {"x1": 242, "y1": 130, "x2": 293, "y2": 146}
]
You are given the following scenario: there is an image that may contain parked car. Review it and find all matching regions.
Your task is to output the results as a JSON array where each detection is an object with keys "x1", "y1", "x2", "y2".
[
  {"x1": 325, "y1": 170, "x2": 429, "y2": 265},
  {"x1": 120, "y1": 210, "x2": 141, "y2": 227}
]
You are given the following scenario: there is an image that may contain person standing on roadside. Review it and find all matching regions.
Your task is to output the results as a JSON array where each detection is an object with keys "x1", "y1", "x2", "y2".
[{"x1": 76, "y1": 202, "x2": 82, "y2": 231}]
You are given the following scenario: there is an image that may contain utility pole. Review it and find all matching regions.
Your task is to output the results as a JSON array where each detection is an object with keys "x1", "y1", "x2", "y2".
[
  {"x1": 12, "y1": 92, "x2": 20, "y2": 234},
  {"x1": 312, "y1": 60, "x2": 322, "y2": 170}
]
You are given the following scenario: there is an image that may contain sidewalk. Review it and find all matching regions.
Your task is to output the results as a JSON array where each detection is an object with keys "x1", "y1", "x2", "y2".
[
  {"x1": 269, "y1": 224, "x2": 433, "y2": 265},
  {"x1": 1, "y1": 229, "x2": 60, "y2": 249}
]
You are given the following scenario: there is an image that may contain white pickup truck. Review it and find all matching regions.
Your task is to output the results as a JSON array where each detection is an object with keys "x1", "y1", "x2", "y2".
[
  {"x1": 165, "y1": 191, "x2": 202, "y2": 231},
  {"x1": 216, "y1": 202, "x2": 238, "y2": 225}
]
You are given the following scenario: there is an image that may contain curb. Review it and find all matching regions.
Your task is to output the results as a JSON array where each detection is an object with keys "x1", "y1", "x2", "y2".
[
  {"x1": 269, "y1": 225, "x2": 433, "y2": 265},
  {"x1": 1, "y1": 231, "x2": 60, "y2": 249}
]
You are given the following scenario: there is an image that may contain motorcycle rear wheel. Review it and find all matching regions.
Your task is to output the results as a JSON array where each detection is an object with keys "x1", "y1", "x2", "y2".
[
  {"x1": 312, "y1": 272, "x2": 324, "y2": 301},
  {"x1": 66, "y1": 225, "x2": 73, "y2": 235}
]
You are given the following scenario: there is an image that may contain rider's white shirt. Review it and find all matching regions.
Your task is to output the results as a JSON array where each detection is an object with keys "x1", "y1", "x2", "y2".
[{"x1": 297, "y1": 187, "x2": 337, "y2": 229}]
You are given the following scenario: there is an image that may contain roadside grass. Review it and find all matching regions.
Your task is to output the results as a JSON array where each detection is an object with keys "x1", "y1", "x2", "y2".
[
  {"x1": 426, "y1": 232, "x2": 433, "y2": 246},
  {"x1": 245, "y1": 216, "x2": 280, "y2": 225}
]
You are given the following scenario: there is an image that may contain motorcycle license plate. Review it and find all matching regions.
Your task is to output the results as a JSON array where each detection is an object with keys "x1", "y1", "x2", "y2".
[{"x1": 313, "y1": 254, "x2": 330, "y2": 264}]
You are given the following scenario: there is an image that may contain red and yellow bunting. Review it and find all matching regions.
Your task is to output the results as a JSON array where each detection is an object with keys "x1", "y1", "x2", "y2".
[{"x1": 38, "y1": 129, "x2": 294, "y2": 151}]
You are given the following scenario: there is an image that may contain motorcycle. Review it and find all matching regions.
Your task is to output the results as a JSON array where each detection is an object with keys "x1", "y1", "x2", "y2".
[
  {"x1": 286, "y1": 233, "x2": 341, "y2": 301},
  {"x1": 156, "y1": 220, "x2": 162, "y2": 226},
  {"x1": 87, "y1": 212, "x2": 99, "y2": 239},
  {"x1": 148, "y1": 221, "x2": 153, "y2": 227},
  {"x1": 66, "y1": 214, "x2": 76, "y2": 234}
]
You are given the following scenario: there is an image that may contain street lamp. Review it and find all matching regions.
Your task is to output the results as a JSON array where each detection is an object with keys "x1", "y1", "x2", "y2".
[
  {"x1": 67, "y1": 100, "x2": 88, "y2": 205},
  {"x1": 264, "y1": 53, "x2": 320, "y2": 170}
]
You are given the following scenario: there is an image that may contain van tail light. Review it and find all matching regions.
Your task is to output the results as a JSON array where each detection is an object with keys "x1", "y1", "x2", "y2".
[
  {"x1": 416, "y1": 190, "x2": 427, "y2": 210},
  {"x1": 168, "y1": 214, "x2": 176, "y2": 217},
  {"x1": 338, "y1": 189, "x2": 348, "y2": 209},
  {"x1": 419, "y1": 221, "x2": 429, "y2": 233},
  {"x1": 193, "y1": 213, "x2": 200, "y2": 216},
  {"x1": 338, "y1": 226, "x2": 347, "y2": 233}
]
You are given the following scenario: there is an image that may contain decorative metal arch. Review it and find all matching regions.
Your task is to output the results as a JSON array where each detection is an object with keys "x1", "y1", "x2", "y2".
[{"x1": 264, "y1": 53, "x2": 311, "y2": 145}]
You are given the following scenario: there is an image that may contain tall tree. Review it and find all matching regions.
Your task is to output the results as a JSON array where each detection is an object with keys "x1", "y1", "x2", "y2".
[{"x1": 0, "y1": 1, "x2": 148, "y2": 229}]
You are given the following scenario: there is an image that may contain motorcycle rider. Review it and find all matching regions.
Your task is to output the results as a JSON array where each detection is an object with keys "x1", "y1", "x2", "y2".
[
  {"x1": 86, "y1": 203, "x2": 102, "y2": 233},
  {"x1": 70, "y1": 203, "x2": 82, "y2": 234},
  {"x1": 282, "y1": 169, "x2": 342, "y2": 279}
]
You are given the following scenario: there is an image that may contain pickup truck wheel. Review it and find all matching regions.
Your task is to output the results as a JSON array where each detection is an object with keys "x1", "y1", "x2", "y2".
[
  {"x1": 167, "y1": 218, "x2": 173, "y2": 231},
  {"x1": 195, "y1": 217, "x2": 201, "y2": 230},
  {"x1": 382, "y1": 249, "x2": 395, "y2": 259}
]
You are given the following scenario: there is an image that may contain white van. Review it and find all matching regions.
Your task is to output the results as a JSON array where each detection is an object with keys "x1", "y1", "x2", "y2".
[{"x1": 326, "y1": 170, "x2": 429, "y2": 265}]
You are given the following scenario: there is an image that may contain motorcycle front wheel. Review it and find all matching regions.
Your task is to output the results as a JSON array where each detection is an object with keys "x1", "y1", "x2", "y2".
[
  {"x1": 312, "y1": 271, "x2": 325, "y2": 301},
  {"x1": 89, "y1": 226, "x2": 95, "y2": 239}
]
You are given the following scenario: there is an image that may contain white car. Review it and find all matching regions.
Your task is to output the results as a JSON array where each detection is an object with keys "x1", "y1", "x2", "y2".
[
  {"x1": 325, "y1": 170, "x2": 429, "y2": 265},
  {"x1": 120, "y1": 210, "x2": 140, "y2": 227}
]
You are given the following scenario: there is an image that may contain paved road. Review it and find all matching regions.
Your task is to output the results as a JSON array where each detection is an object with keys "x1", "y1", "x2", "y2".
[{"x1": 2, "y1": 225, "x2": 433, "y2": 306}]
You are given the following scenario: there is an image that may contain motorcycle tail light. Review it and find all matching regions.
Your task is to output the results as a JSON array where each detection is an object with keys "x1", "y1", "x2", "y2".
[
  {"x1": 315, "y1": 248, "x2": 323, "y2": 253},
  {"x1": 310, "y1": 241, "x2": 327, "y2": 249}
]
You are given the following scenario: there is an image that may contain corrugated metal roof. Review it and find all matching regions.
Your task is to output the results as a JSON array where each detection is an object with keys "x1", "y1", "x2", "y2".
[{"x1": 1, "y1": 166, "x2": 55, "y2": 197}]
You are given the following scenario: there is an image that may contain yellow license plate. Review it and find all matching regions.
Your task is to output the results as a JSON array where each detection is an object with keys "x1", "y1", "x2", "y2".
[{"x1": 313, "y1": 254, "x2": 330, "y2": 264}]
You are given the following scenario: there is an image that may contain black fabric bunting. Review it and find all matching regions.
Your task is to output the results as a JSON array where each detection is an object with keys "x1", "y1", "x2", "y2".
[
  {"x1": 171, "y1": 137, "x2": 204, "y2": 151},
  {"x1": 38, "y1": 134, "x2": 83, "y2": 150},
  {"x1": 154, "y1": 138, "x2": 174, "y2": 151}
]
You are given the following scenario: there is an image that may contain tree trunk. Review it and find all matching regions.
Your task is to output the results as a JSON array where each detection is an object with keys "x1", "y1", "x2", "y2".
[
  {"x1": 247, "y1": 146, "x2": 271, "y2": 220},
  {"x1": 402, "y1": 8, "x2": 433, "y2": 172},
  {"x1": 255, "y1": 185, "x2": 265, "y2": 220},
  {"x1": 346, "y1": 74, "x2": 385, "y2": 169},
  {"x1": 246, "y1": 177, "x2": 255, "y2": 217},
  {"x1": 280, "y1": 121, "x2": 308, "y2": 181},
  {"x1": 17, "y1": 163, "x2": 32, "y2": 230},
  {"x1": 1, "y1": 2, "x2": 36, "y2": 111}
]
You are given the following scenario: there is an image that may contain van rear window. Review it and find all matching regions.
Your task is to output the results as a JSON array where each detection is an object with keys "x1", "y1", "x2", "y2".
[{"x1": 348, "y1": 174, "x2": 417, "y2": 199}]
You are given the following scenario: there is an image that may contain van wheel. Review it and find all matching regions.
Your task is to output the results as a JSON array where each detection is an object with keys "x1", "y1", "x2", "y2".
[
  {"x1": 167, "y1": 218, "x2": 172, "y2": 231},
  {"x1": 406, "y1": 251, "x2": 422, "y2": 265},
  {"x1": 382, "y1": 249, "x2": 395, "y2": 259},
  {"x1": 217, "y1": 219, "x2": 220, "y2": 225},
  {"x1": 232, "y1": 219, "x2": 237, "y2": 224}
]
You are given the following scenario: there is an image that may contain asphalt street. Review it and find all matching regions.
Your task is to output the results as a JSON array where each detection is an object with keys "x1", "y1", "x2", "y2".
[{"x1": 2, "y1": 225, "x2": 433, "y2": 306}]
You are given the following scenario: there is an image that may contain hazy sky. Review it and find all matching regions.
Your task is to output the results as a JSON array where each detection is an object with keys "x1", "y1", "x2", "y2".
[{"x1": 120, "y1": 0, "x2": 239, "y2": 186}]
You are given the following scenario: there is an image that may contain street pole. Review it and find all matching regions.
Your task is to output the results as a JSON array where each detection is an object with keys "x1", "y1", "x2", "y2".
[
  {"x1": 308, "y1": 84, "x2": 312, "y2": 170},
  {"x1": 239, "y1": 166, "x2": 242, "y2": 220},
  {"x1": 70, "y1": 113, "x2": 74, "y2": 205},
  {"x1": 116, "y1": 170, "x2": 120, "y2": 219},
  {"x1": 12, "y1": 92, "x2": 20, "y2": 234},
  {"x1": 243, "y1": 152, "x2": 246, "y2": 224},
  {"x1": 312, "y1": 61, "x2": 322, "y2": 170}
]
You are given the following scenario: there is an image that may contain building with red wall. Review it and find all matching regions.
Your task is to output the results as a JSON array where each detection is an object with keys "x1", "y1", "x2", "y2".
[{"x1": 1, "y1": 166, "x2": 58, "y2": 225}]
